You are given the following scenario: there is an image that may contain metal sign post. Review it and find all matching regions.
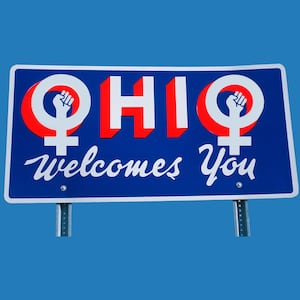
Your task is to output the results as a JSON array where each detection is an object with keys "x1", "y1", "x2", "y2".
[
  {"x1": 56, "y1": 203, "x2": 72, "y2": 237},
  {"x1": 233, "y1": 200, "x2": 250, "y2": 237}
]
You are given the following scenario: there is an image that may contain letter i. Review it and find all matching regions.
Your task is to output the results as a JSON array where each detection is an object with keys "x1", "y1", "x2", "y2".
[{"x1": 166, "y1": 77, "x2": 188, "y2": 137}]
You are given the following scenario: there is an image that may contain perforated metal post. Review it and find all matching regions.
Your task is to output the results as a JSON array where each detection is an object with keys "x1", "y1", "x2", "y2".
[
  {"x1": 56, "y1": 203, "x2": 72, "y2": 237},
  {"x1": 233, "y1": 200, "x2": 250, "y2": 237}
]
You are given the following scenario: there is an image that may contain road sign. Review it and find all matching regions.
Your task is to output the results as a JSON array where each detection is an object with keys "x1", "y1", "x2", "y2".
[{"x1": 5, "y1": 64, "x2": 298, "y2": 203}]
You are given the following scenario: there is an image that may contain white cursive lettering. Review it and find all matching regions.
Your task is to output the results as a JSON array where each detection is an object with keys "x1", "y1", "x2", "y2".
[
  {"x1": 198, "y1": 144, "x2": 256, "y2": 186},
  {"x1": 24, "y1": 145, "x2": 182, "y2": 181}
]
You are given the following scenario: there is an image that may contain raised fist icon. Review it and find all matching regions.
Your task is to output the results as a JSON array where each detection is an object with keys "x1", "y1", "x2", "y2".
[
  {"x1": 226, "y1": 91, "x2": 247, "y2": 116},
  {"x1": 53, "y1": 90, "x2": 74, "y2": 116}
]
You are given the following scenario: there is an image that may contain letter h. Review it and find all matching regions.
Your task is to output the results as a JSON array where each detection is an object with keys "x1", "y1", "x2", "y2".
[{"x1": 100, "y1": 76, "x2": 155, "y2": 138}]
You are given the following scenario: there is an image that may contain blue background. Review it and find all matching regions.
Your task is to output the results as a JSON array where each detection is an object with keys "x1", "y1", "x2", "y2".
[{"x1": 1, "y1": 1, "x2": 300, "y2": 299}]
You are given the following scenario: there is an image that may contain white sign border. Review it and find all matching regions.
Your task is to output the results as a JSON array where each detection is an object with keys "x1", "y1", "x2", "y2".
[{"x1": 5, "y1": 64, "x2": 299, "y2": 203}]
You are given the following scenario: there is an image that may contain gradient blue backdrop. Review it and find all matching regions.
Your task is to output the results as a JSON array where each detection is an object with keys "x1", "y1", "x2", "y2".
[{"x1": 1, "y1": 1, "x2": 300, "y2": 299}]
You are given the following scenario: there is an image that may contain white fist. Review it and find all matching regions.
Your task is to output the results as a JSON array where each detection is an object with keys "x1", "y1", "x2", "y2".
[
  {"x1": 53, "y1": 90, "x2": 74, "y2": 115},
  {"x1": 226, "y1": 91, "x2": 247, "y2": 116}
]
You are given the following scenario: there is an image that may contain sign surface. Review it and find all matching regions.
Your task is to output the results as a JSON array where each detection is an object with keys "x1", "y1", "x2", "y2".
[{"x1": 5, "y1": 64, "x2": 298, "y2": 203}]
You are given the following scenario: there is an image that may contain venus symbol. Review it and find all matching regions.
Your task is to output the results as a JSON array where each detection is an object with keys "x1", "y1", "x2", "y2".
[
  {"x1": 197, "y1": 74, "x2": 265, "y2": 156},
  {"x1": 30, "y1": 74, "x2": 91, "y2": 156}
]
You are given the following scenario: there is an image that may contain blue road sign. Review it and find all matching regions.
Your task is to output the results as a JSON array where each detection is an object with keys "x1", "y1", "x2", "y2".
[{"x1": 4, "y1": 64, "x2": 298, "y2": 203}]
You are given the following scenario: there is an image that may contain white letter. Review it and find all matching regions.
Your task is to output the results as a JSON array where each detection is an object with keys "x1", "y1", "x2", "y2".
[
  {"x1": 24, "y1": 155, "x2": 59, "y2": 181},
  {"x1": 198, "y1": 144, "x2": 225, "y2": 186},
  {"x1": 100, "y1": 76, "x2": 155, "y2": 138},
  {"x1": 80, "y1": 146, "x2": 98, "y2": 177},
  {"x1": 238, "y1": 158, "x2": 256, "y2": 180},
  {"x1": 165, "y1": 157, "x2": 182, "y2": 180},
  {"x1": 166, "y1": 77, "x2": 188, "y2": 137}
]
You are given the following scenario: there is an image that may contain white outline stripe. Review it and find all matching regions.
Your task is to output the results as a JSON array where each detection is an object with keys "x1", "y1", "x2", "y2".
[{"x1": 5, "y1": 64, "x2": 298, "y2": 203}]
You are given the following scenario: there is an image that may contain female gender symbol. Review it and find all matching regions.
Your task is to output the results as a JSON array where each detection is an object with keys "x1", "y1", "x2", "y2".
[
  {"x1": 197, "y1": 74, "x2": 265, "y2": 155},
  {"x1": 22, "y1": 74, "x2": 91, "y2": 156}
]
